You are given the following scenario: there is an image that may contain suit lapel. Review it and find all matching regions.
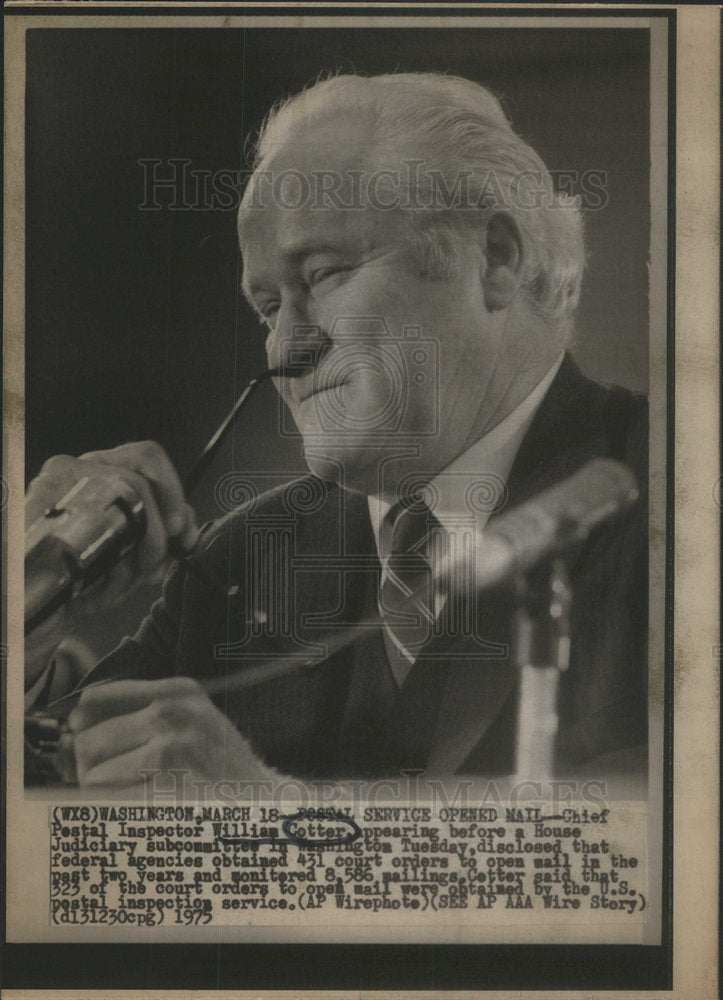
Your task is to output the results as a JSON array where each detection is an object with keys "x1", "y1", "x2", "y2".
[
  {"x1": 426, "y1": 652, "x2": 515, "y2": 775},
  {"x1": 426, "y1": 355, "x2": 617, "y2": 775}
]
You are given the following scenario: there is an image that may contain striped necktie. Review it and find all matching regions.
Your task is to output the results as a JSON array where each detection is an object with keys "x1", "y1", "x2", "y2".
[{"x1": 378, "y1": 500, "x2": 447, "y2": 666}]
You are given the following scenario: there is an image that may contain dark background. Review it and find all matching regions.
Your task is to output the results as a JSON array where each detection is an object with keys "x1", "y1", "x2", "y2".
[{"x1": 25, "y1": 26, "x2": 650, "y2": 647}]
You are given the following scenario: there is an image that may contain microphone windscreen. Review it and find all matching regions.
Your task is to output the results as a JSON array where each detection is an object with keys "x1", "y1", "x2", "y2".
[{"x1": 439, "y1": 458, "x2": 639, "y2": 592}]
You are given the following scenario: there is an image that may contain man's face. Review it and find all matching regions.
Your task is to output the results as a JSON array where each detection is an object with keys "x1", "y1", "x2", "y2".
[{"x1": 239, "y1": 115, "x2": 506, "y2": 497}]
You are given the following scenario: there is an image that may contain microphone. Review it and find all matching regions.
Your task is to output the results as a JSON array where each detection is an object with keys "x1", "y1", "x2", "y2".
[
  {"x1": 25, "y1": 474, "x2": 147, "y2": 634},
  {"x1": 439, "y1": 458, "x2": 640, "y2": 593}
]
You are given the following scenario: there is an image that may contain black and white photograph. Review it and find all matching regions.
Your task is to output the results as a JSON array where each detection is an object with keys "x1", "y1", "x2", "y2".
[
  {"x1": 23, "y1": 22, "x2": 653, "y2": 792},
  {"x1": 2, "y1": 4, "x2": 719, "y2": 998}
]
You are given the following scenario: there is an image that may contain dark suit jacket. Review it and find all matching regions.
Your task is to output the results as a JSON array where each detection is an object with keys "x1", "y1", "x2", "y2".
[{"x1": 87, "y1": 355, "x2": 648, "y2": 780}]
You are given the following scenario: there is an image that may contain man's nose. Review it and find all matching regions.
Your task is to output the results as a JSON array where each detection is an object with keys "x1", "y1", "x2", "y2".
[
  {"x1": 264, "y1": 296, "x2": 307, "y2": 368},
  {"x1": 273, "y1": 297, "x2": 327, "y2": 373}
]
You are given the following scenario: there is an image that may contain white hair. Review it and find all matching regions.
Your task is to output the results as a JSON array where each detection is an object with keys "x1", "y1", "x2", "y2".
[{"x1": 248, "y1": 72, "x2": 586, "y2": 336}]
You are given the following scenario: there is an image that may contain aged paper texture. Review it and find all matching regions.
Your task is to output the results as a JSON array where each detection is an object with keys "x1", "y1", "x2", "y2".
[{"x1": 2, "y1": 3, "x2": 718, "y2": 998}]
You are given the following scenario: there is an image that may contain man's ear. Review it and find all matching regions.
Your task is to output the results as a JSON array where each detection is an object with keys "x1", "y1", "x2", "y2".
[{"x1": 481, "y1": 212, "x2": 524, "y2": 311}]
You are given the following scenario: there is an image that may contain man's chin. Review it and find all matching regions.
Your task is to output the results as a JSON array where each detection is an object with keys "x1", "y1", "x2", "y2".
[{"x1": 302, "y1": 441, "x2": 379, "y2": 495}]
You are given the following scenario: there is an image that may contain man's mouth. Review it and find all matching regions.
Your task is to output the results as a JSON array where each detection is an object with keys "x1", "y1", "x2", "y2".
[{"x1": 295, "y1": 380, "x2": 348, "y2": 405}]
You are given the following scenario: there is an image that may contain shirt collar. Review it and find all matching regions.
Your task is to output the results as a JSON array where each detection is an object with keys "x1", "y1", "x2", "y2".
[{"x1": 368, "y1": 353, "x2": 564, "y2": 558}]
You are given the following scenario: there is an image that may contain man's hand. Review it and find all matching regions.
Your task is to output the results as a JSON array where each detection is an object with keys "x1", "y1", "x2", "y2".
[
  {"x1": 25, "y1": 442, "x2": 198, "y2": 682},
  {"x1": 59, "y1": 677, "x2": 278, "y2": 788},
  {"x1": 26, "y1": 441, "x2": 198, "y2": 610}
]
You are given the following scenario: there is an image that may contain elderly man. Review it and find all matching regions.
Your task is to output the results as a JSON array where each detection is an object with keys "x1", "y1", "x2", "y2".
[{"x1": 25, "y1": 73, "x2": 647, "y2": 789}]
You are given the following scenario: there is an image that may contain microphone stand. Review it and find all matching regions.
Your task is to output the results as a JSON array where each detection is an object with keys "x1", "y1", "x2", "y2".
[{"x1": 512, "y1": 555, "x2": 572, "y2": 782}]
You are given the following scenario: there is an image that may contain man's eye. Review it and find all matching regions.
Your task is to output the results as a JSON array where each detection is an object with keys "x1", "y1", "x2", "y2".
[
  {"x1": 260, "y1": 302, "x2": 280, "y2": 322},
  {"x1": 310, "y1": 266, "x2": 350, "y2": 286}
]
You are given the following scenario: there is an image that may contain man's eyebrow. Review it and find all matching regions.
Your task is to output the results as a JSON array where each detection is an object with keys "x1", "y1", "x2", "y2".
[{"x1": 281, "y1": 238, "x2": 357, "y2": 261}]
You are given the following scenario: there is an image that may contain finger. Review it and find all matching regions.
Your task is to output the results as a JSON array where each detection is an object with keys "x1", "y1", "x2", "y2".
[
  {"x1": 67, "y1": 676, "x2": 203, "y2": 732},
  {"x1": 68, "y1": 679, "x2": 161, "y2": 731},
  {"x1": 73, "y1": 703, "x2": 155, "y2": 779},
  {"x1": 75, "y1": 458, "x2": 168, "y2": 576},
  {"x1": 81, "y1": 740, "x2": 164, "y2": 788},
  {"x1": 25, "y1": 454, "x2": 81, "y2": 527},
  {"x1": 81, "y1": 442, "x2": 198, "y2": 546},
  {"x1": 55, "y1": 731, "x2": 78, "y2": 784},
  {"x1": 176, "y1": 502, "x2": 199, "y2": 554}
]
